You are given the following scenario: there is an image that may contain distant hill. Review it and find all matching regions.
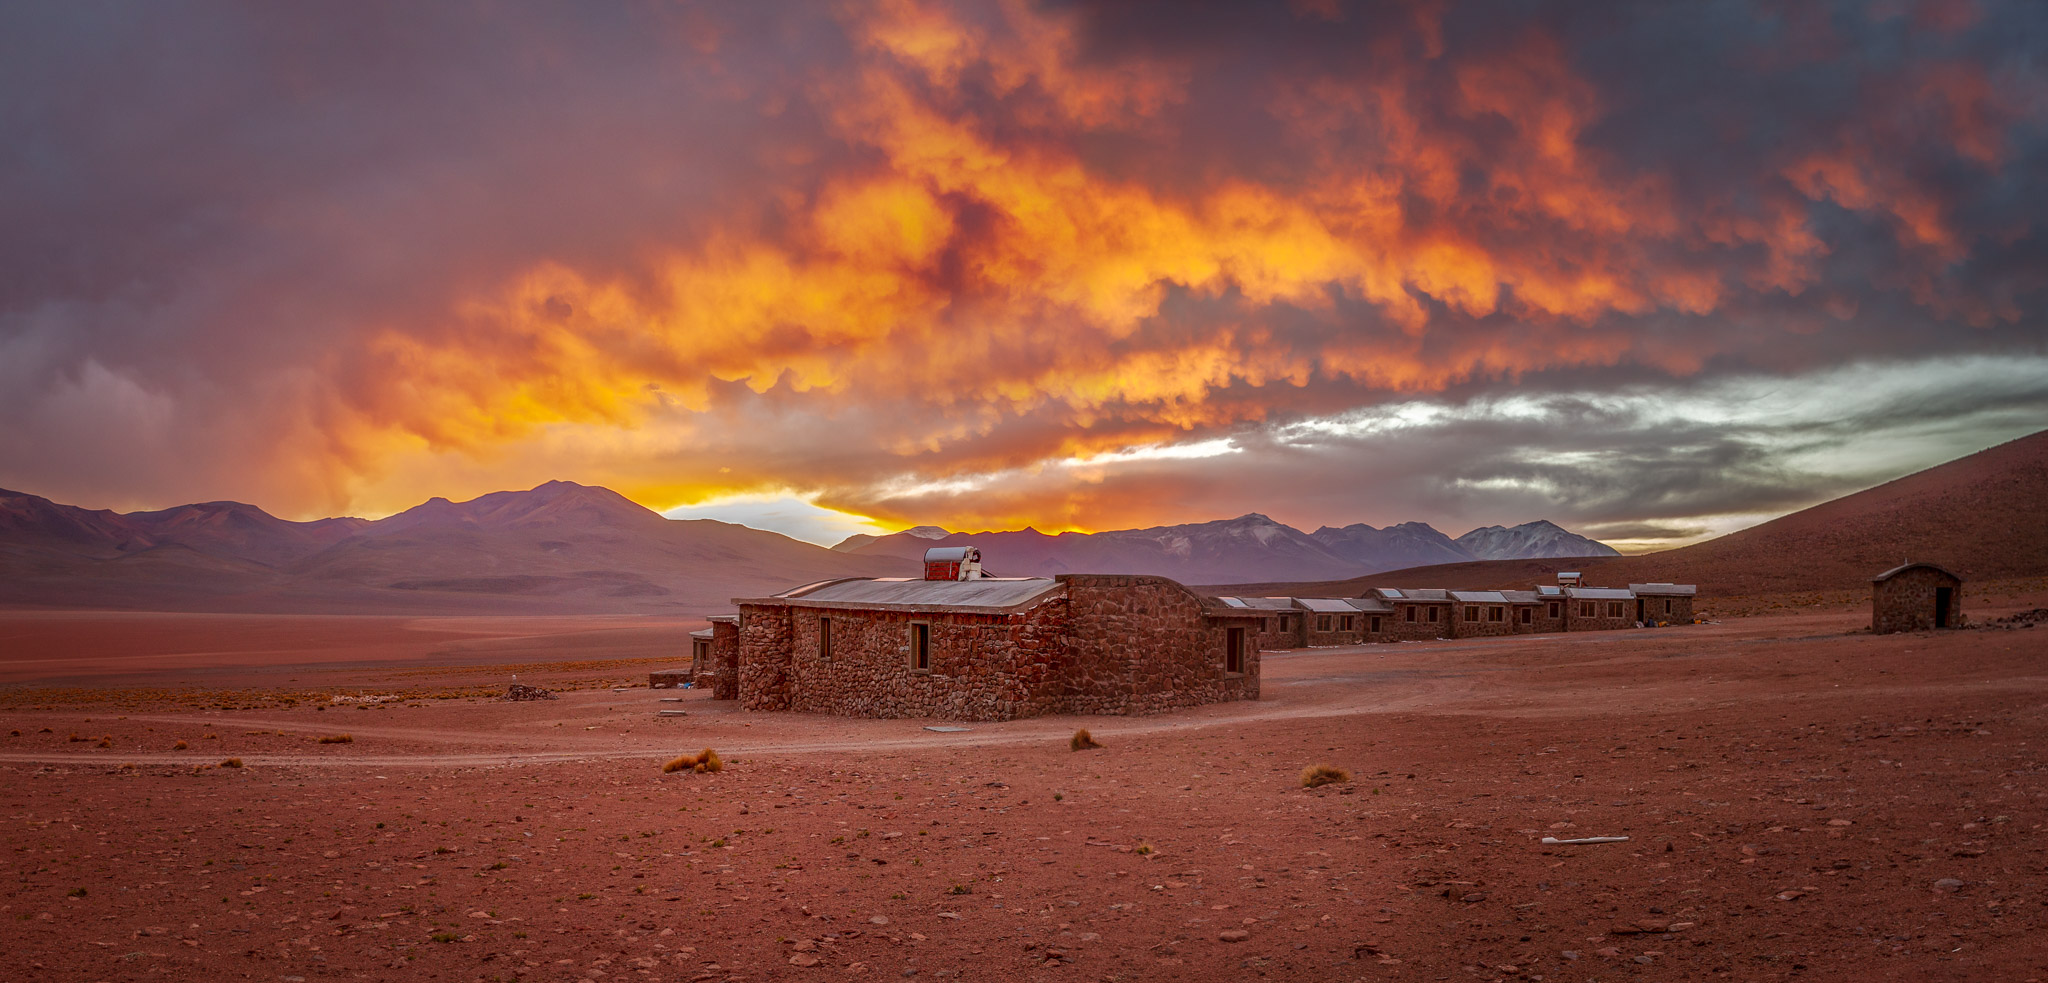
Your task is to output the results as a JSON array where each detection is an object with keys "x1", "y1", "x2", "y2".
[
  {"x1": 1213, "y1": 429, "x2": 2048, "y2": 599},
  {"x1": 0, "y1": 481, "x2": 909, "y2": 614},
  {"x1": 832, "y1": 515, "x2": 1616, "y2": 585}
]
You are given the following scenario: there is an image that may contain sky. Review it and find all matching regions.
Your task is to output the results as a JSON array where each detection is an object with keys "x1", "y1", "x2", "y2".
[{"x1": 2, "y1": 1, "x2": 2045, "y2": 551}]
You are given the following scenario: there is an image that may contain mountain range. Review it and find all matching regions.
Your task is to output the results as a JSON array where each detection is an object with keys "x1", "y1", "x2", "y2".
[
  {"x1": 830, "y1": 516, "x2": 1615, "y2": 584},
  {"x1": 1216, "y1": 428, "x2": 2048, "y2": 599},
  {"x1": 0, "y1": 481, "x2": 1615, "y2": 614}
]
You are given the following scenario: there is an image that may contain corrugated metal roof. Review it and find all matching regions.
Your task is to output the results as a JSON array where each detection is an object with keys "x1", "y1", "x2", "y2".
[
  {"x1": 1215, "y1": 596, "x2": 1250, "y2": 608},
  {"x1": 1210, "y1": 596, "x2": 1302, "y2": 611},
  {"x1": 1297, "y1": 597, "x2": 1360, "y2": 613},
  {"x1": 1449, "y1": 590, "x2": 1508, "y2": 603},
  {"x1": 753, "y1": 577, "x2": 1062, "y2": 613},
  {"x1": 1536, "y1": 585, "x2": 1564, "y2": 597},
  {"x1": 1499, "y1": 590, "x2": 1540, "y2": 603},
  {"x1": 1872, "y1": 562, "x2": 1959, "y2": 583},
  {"x1": 688, "y1": 627, "x2": 714, "y2": 639},
  {"x1": 1565, "y1": 587, "x2": 1635, "y2": 600},
  {"x1": 1372, "y1": 587, "x2": 1405, "y2": 599},
  {"x1": 1401, "y1": 588, "x2": 1450, "y2": 601},
  {"x1": 1628, "y1": 583, "x2": 1697, "y2": 596},
  {"x1": 1347, "y1": 597, "x2": 1394, "y2": 613}
]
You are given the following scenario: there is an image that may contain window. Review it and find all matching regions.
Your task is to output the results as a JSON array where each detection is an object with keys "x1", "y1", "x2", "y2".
[
  {"x1": 1369, "y1": 616, "x2": 1382, "y2": 634},
  {"x1": 1488, "y1": 606, "x2": 1504, "y2": 622},
  {"x1": 1548, "y1": 602, "x2": 1560, "y2": 618},
  {"x1": 1663, "y1": 599, "x2": 1673, "y2": 614},
  {"x1": 1317, "y1": 615, "x2": 1332, "y2": 632},
  {"x1": 1427, "y1": 606, "x2": 1440, "y2": 622},
  {"x1": 1404, "y1": 606, "x2": 1416, "y2": 623},
  {"x1": 1463, "y1": 605, "x2": 1479, "y2": 622},
  {"x1": 1607, "y1": 601, "x2": 1624, "y2": 618},
  {"x1": 1580, "y1": 601, "x2": 1595, "y2": 617},
  {"x1": 818, "y1": 616, "x2": 832, "y2": 661},
  {"x1": 1225, "y1": 627, "x2": 1246, "y2": 674},
  {"x1": 909, "y1": 622, "x2": 930, "y2": 673},
  {"x1": 1340, "y1": 615, "x2": 1355, "y2": 631},
  {"x1": 1519, "y1": 607, "x2": 1532, "y2": 624}
]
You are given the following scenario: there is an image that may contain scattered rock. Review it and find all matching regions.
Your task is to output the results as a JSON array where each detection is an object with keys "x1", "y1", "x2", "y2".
[
  {"x1": 1218, "y1": 929, "x2": 1250, "y2": 943},
  {"x1": 789, "y1": 953, "x2": 822, "y2": 967},
  {"x1": 505, "y1": 684, "x2": 556, "y2": 702},
  {"x1": 1934, "y1": 878, "x2": 1965, "y2": 893}
]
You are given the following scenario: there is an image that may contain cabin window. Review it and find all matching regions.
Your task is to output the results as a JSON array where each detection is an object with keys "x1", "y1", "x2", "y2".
[
  {"x1": 1340, "y1": 615, "x2": 1355, "y2": 631},
  {"x1": 1404, "y1": 606, "x2": 1416, "y2": 623},
  {"x1": 909, "y1": 622, "x2": 931, "y2": 673},
  {"x1": 1427, "y1": 606, "x2": 1440, "y2": 622},
  {"x1": 1488, "y1": 606, "x2": 1504, "y2": 622},
  {"x1": 1225, "y1": 627, "x2": 1246, "y2": 674},
  {"x1": 1369, "y1": 616, "x2": 1382, "y2": 633},
  {"x1": 1317, "y1": 615, "x2": 1332, "y2": 632},
  {"x1": 1463, "y1": 605, "x2": 1478, "y2": 622},
  {"x1": 1579, "y1": 601, "x2": 1595, "y2": 617},
  {"x1": 1663, "y1": 599, "x2": 1673, "y2": 614},
  {"x1": 1547, "y1": 602, "x2": 1560, "y2": 618},
  {"x1": 818, "y1": 616, "x2": 832, "y2": 661},
  {"x1": 1518, "y1": 607, "x2": 1532, "y2": 624},
  {"x1": 1607, "y1": 601, "x2": 1625, "y2": 618}
]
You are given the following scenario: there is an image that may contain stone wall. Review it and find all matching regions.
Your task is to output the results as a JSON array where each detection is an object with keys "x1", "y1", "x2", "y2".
[
  {"x1": 767, "y1": 600, "x2": 1073, "y2": 720},
  {"x1": 1058, "y1": 575, "x2": 1261, "y2": 715},
  {"x1": 1254, "y1": 612, "x2": 1305, "y2": 650},
  {"x1": 1564, "y1": 597, "x2": 1635, "y2": 633},
  {"x1": 734, "y1": 605, "x2": 792, "y2": 708},
  {"x1": 1873, "y1": 567, "x2": 1964, "y2": 634},
  {"x1": 1448, "y1": 602, "x2": 1516, "y2": 639},
  {"x1": 1303, "y1": 609, "x2": 1369, "y2": 646},
  {"x1": 1639, "y1": 595, "x2": 1694, "y2": 625},
  {"x1": 1387, "y1": 602, "x2": 1449, "y2": 641},
  {"x1": 1519, "y1": 600, "x2": 1567, "y2": 634},
  {"x1": 703, "y1": 619, "x2": 742, "y2": 698}
]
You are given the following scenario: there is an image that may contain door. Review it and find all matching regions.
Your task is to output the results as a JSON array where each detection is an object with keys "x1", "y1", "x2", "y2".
[
  {"x1": 1636, "y1": 598, "x2": 1646, "y2": 623},
  {"x1": 1935, "y1": 587, "x2": 1952, "y2": 628}
]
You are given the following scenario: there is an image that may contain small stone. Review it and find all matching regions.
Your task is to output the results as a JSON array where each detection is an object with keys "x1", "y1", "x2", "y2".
[
  {"x1": 1460, "y1": 892, "x2": 1487, "y2": 903},
  {"x1": 1218, "y1": 929, "x2": 1250, "y2": 943},
  {"x1": 789, "y1": 953, "x2": 822, "y2": 967},
  {"x1": 1634, "y1": 954, "x2": 1655, "y2": 965},
  {"x1": 1933, "y1": 878, "x2": 1964, "y2": 893},
  {"x1": 1595, "y1": 947, "x2": 1621, "y2": 958},
  {"x1": 869, "y1": 916, "x2": 889, "y2": 926},
  {"x1": 1561, "y1": 951, "x2": 1578, "y2": 961}
]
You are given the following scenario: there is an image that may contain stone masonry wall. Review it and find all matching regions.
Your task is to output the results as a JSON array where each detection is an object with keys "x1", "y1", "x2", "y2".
[
  {"x1": 705, "y1": 620, "x2": 741, "y2": 698},
  {"x1": 1640, "y1": 595, "x2": 1695, "y2": 625},
  {"x1": 1873, "y1": 567, "x2": 1964, "y2": 634},
  {"x1": 1058, "y1": 574, "x2": 1260, "y2": 715},
  {"x1": 1519, "y1": 601, "x2": 1567, "y2": 634},
  {"x1": 767, "y1": 599, "x2": 1073, "y2": 720},
  {"x1": 1564, "y1": 598, "x2": 1635, "y2": 633},
  {"x1": 1448, "y1": 602, "x2": 1516, "y2": 639},
  {"x1": 735, "y1": 604, "x2": 793, "y2": 709},
  {"x1": 1387, "y1": 603, "x2": 1449, "y2": 641}
]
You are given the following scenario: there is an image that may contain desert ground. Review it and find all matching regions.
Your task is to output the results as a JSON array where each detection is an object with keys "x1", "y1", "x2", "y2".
[{"x1": 3, "y1": 591, "x2": 2047, "y2": 983}]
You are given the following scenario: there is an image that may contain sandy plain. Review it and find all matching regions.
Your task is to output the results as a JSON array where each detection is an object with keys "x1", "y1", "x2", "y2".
[{"x1": 2, "y1": 595, "x2": 2046, "y2": 983}]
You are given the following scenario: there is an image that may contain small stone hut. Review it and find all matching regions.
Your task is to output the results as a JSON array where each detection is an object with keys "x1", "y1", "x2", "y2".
[
  {"x1": 1448, "y1": 590, "x2": 1516, "y2": 638},
  {"x1": 729, "y1": 551, "x2": 1265, "y2": 721},
  {"x1": 1871, "y1": 563, "x2": 1964, "y2": 634},
  {"x1": 1630, "y1": 583, "x2": 1698, "y2": 624}
]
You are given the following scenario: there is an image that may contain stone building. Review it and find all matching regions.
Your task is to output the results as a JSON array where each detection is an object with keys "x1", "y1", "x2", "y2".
[
  {"x1": 1369, "y1": 588, "x2": 1452, "y2": 640},
  {"x1": 1298, "y1": 597, "x2": 1372, "y2": 645},
  {"x1": 1214, "y1": 596, "x2": 1307, "y2": 649},
  {"x1": 1871, "y1": 563, "x2": 1964, "y2": 634},
  {"x1": 1448, "y1": 590, "x2": 1516, "y2": 638},
  {"x1": 1630, "y1": 583, "x2": 1697, "y2": 624},
  {"x1": 1497, "y1": 590, "x2": 1549, "y2": 632},
  {"x1": 728, "y1": 554, "x2": 1265, "y2": 721},
  {"x1": 1563, "y1": 586, "x2": 1637, "y2": 632},
  {"x1": 694, "y1": 615, "x2": 740, "y2": 697}
]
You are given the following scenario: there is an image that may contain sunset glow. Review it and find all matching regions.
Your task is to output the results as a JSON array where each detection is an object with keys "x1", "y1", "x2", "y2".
[{"x1": 3, "y1": 1, "x2": 2044, "y2": 546}]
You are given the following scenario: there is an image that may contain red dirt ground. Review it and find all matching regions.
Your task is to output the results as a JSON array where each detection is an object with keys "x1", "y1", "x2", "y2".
[{"x1": 3, "y1": 595, "x2": 2047, "y2": 983}]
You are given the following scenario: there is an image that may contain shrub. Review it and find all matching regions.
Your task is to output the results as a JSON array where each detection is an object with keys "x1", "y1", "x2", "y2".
[
  {"x1": 173, "y1": 740, "x2": 189, "y2": 750},
  {"x1": 1070, "y1": 728, "x2": 1104, "y2": 751},
  {"x1": 1300, "y1": 764, "x2": 1350, "y2": 789},
  {"x1": 96, "y1": 737, "x2": 112, "y2": 748},
  {"x1": 219, "y1": 758, "x2": 244, "y2": 769},
  {"x1": 317, "y1": 734, "x2": 354, "y2": 744},
  {"x1": 663, "y1": 753, "x2": 699, "y2": 773},
  {"x1": 1134, "y1": 842, "x2": 1155, "y2": 856},
  {"x1": 698, "y1": 748, "x2": 723, "y2": 773}
]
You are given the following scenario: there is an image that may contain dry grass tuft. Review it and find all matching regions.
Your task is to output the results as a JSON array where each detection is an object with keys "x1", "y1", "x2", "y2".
[
  {"x1": 96, "y1": 736, "x2": 112, "y2": 748},
  {"x1": 665, "y1": 748, "x2": 724, "y2": 774},
  {"x1": 317, "y1": 734, "x2": 354, "y2": 744},
  {"x1": 1070, "y1": 728, "x2": 1104, "y2": 751},
  {"x1": 1300, "y1": 763, "x2": 1350, "y2": 788},
  {"x1": 219, "y1": 758, "x2": 244, "y2": 769},
  {"x1": 172, "y1": 740, "x2": 189, "y2": 750},
  {"x1": 698, "y1": 748, "x2": 724, "y2": 773},
  {"x1": 1134, "y1": 842, "x2": 1155, "y2": 855},
  {"x1": 663, "y1": 753, "x2": 698, "y2": 773}
]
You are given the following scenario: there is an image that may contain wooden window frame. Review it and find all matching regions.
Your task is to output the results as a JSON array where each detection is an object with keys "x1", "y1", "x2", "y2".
[
  {"x1": 1427, "y1": 605, "x2": 1440, "y2": 623},
  {"x1": 1518, "y1": 607, "x2": 1532, "y2": 624},
  {"x1": 1224, "y1": 627, "x2": 1246, "y2": 675},
  {"x1": 909, "y1": 621, "x2": 931, "y2": 674},
  {"x1": 818, "y1": 616, "x2": 832, "y2": 661},
  {"x1": 1488, "y1": 606, "x2": 1504, "y2": 622},
  {"x1": 1369, "y1": 616, "x2": 1382, "y2": 634}
]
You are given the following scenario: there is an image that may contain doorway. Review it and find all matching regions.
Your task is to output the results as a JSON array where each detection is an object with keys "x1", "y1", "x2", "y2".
[{"x1": 1935, "y1": 587, "x2": 1952, "y2": 628}]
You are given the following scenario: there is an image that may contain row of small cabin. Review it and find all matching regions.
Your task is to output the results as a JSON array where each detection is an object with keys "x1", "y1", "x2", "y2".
[
  {"x1": 656, "y1": 548, "x2": 1698, "y2": 720},
  {"x1": 1215, "y1": 580, "x2": 1697, "y2": 649}
]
